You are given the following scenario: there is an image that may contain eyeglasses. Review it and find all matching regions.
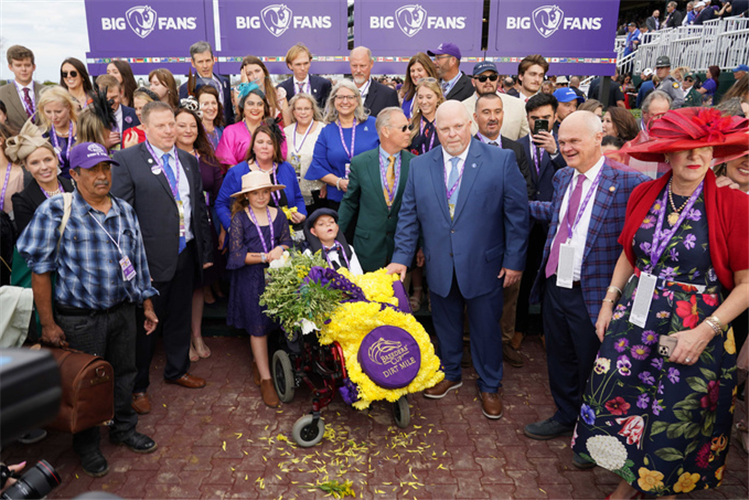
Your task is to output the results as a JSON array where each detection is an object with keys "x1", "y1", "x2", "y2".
[
  {"x1": 335, "y1": 95, "x2": 357, "y2": 102},
  {"x1": 417, "y1": 77, "x2": 438, "y2": 84},
  {"x1": 61, "y1": 70, "x2": 78, "y2": 78},
  {"x1": 473, "y1": 74, "x2": 499, "y2": 83},
  {"x1": 294, "y1": 107, "x2": 313, "y2": 112},
  {"x1": 684, "y1": 78, "x2": 693, "y2": 82},
  {"x1": 391, "y1": 124, "x2": 409, "y2": 132}
]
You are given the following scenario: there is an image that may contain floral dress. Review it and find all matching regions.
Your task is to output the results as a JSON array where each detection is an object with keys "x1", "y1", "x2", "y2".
[{"x1": 572, "y1": 189, "x2": 738, "y2": 495}]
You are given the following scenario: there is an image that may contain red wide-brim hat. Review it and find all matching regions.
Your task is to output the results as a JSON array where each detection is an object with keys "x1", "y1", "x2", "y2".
[{"x1": 619, "y1": 107, "x2": 749, "y2": 163}]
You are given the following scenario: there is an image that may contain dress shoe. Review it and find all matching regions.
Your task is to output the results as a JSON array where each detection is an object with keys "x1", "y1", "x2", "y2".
[
  {"x1": 479, "y1": 392, "x2": 504, "y2": 420},
  {"x1": 423, "y1": 379, "x2": 463, "y2": 399},
  {"x1": 260, "y1": 379, "x2": 280, "y2": 408},
  {"x1": 80, "y1": 449, "x2": 109, "y2": 477},
  {"x1": 111, "y1": 432, "x2": 158, "y2": 454},
  {"x1": 252, "y1": 359, "x2": 261, "y2": 387},
  {"x1": 166, "y1": 373, "x2": 206, "y2": 389},
  {"x1": 502, "y1": 343, "x2": 524, "y2": 368},
  {"x1": 573, "y1": 453, "x2": 596, "y2": 470},
  {"x1": 18, "y1": 429, "x2": 47, "y2": 444},
  {"x1": 524, "y1": 417, "x2": 574, "y2": 440},
  {"x1": 131, "y1": 392, "x2": 151, "y2": 414}
]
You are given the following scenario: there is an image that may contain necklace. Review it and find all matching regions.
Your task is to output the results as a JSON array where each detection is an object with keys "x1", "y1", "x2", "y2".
[{"x1": 667, "y1": 179, "x2": 691, "y2": 226}]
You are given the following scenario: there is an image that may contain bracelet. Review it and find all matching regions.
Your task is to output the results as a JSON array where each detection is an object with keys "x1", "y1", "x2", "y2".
[
  {"x1": 704, "y1": 317, "x2": 721, "y2": 337},
  {"x1": 607, "y1": 285, "x2": 622, "y2": 297},
  {"x1": 260, "y1": 253, "x2": 267, "y2": 263},
  {"x1": 602, "y1": 298, "x2": 616, "y2": 305},
  {"x1": 335, "y1": 178, "x2": 341, "y2": 190}
]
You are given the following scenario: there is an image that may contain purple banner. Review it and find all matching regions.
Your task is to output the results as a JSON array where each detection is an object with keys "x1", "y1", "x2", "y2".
[
  {"x1": 215, "y1": 0, "x2": 349, "y2": 75},
  {"x1": 85, "y1": 0, "x2": 214, "y2": 75},
  {"x1": 487, "y1": 0, "x2": 620, "y2": 76},
  {"x1": 354, "y1": 0, "x2": 485, "y2": 74}
]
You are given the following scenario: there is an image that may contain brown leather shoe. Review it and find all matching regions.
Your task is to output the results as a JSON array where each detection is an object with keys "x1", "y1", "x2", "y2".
[
  {"x1": 252, "y1": 359, "x2": 261, "y2": 387},
  {"x1": 503, "y1": 343, "x2": 524, "y2": 368},
  {"x1": 165, "y1": 373, "x2": 206, "y2": 389},
  {"x1": 479, "y1": 392, "x2": 504, "y2": 420},
  {"x1": 131, "y1": 392, "x2": 151, "y2": 414},
  {"x1": 260, "y1": 379, "x2": 280, "y2": 407},
  {"x1": 423, "y1": 379, "x2": 463, "y2": 399}
]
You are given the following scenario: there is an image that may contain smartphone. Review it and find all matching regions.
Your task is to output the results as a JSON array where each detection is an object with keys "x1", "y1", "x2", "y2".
[
  {"x1": 533, "y1": 119, "x2": 549, "y2": 136},
  {"x1": 658, "y1": 335, "x2": 678, "y2": 358}
]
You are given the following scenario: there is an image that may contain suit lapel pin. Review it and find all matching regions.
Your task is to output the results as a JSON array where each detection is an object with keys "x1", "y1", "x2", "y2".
[
  {"x1": 151, "y1": 165, "x2": 162, "y2": 175},
  {"x1": 313, "y1": 89, "x2": 317, "y2": 93},
  {"x1": 472, "y1": 163, "x2": 477, "y2": 168},
  {"x1": 148, "y1": 158, "x2": 153, "y2": 163},
  {"x1": 609, "y1": 186, "x2": 616, "y2": 192}
]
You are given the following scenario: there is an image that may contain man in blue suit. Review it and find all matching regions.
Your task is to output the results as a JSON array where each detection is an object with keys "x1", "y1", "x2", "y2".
[
  {"x1": 178, "y1": 41, "x2": 234, "y2": 125},
  {"x1": 277, "y1": 43, "x2": 332, "y2": 111},
  {"x1": 387, "y1": 101, "x2": 529, "y2": 419},
  {"x1": 523, "y1": 111, "x2": 648, "y2": 465}
]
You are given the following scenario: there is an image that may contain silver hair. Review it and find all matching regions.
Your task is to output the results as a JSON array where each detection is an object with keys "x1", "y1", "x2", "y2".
[
  {"x1": 642, "y1": 90, "x2": 672, "y2": 114},
  {"x1": 288, "y1": 92, "x2": 323, "y2": 123},
  {"x1": 322, "y1": 80, "x2": 370, "y2": 124},
  {"x1": 350, "y1": 46, "x2": 373, "y2": 61},
  {"x1": 375, "y1": 107, "x2": 405, "y2": 134},
  {"x1": 190, "y1": 41, "x2": 213, "y2": 59},
  {"x1": 667, "y1": 1, "x2": 678, "y2": 8}
]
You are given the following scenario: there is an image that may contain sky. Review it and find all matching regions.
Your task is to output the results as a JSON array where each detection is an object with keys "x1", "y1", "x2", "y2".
[{"x1": 0, "y1": 0, "x2": 89, "y2": 83}]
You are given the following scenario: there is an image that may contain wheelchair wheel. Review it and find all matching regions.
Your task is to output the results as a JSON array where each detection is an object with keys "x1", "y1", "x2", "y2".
[
  {"x1": 272, "y1": 350, "x2": 295, "y2": 403},
  {"x1": 292, "y1": 414, "x2": 325, "y2": 447},
  {"x1": 393, "y1": 395, "x2": 410, "y2": 428}
]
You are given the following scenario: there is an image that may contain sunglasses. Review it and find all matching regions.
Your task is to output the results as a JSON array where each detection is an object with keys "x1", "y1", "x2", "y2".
[
  {"x1": 393, "y1": 124, "x2": 409, "y2": 132},
  {"x1": 473, "y1": 74, "x2": 499, "y2": 83},
  {"x1": 685, "y1": 78, "x2": 694, "y2": 82},
  {"x1": 61, "y1": 70, "x2": 78, "y2": 78}
]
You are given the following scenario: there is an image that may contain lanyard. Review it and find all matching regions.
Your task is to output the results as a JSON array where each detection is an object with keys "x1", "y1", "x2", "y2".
[
  {"x1": 40, "y1": 182, "x2": 63, "y2": 199},
  {"x1": 14, "y1": 81, "x2": 35, "y2": 117},
  {"x1": 145, "y1": 140, "x2": 181, "y2": 199},
  {"x1": 420, "y1": 118, "x2": 436, "y2": 154},
  {"x1": 292, "y1": 122, "x2": 313, "y2": 156},
  {"x1": 246, "y1": 206, "x2": 275, "y2": 255},
  {"x1": 359, "y1": 79, "x2": 372, "y2": 98},
  {"x1": 88, "y1": 208, "x2": 124, "y2": 256},
  {"x1": 530, "y1": 145, "x2": 544, "y2": 175},
  {"x1": 476, "y1": 132, "x2": 502, "y2": 148},
  {"x1": 337, "y1": 119, "x2": 357, "y2": 161},
  {"x1": 646, "y1": 180, "x2": 703, "y2": 273},
  {"x1": 50, "y1": 121, "x2": 74, "y2": 166},
  {"x1": 380, "y1": 153, "x2": 401, "y2": 206},
  {"x1": 255, "y1": 161, "x2": 281, "y2": 205},
  {"x1": 563, "y1": 168, "x2": 603, "y2": 241},
  {"x1": 0, "y1": 162, "x2": 13, "y2": 212},
  {"x1": 324, "y1": 242, "x2": 350, "y2": 270},
  {"x1": 444, "y1": 157, "x2": 466, "y2": 201}
]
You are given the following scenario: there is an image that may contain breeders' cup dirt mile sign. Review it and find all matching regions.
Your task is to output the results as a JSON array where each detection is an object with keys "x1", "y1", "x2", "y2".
[
  {"x1": 487, "y1": 0, "x2": 621, "y2": 75},
  {"x1": 354, "y1": 0, "x2": 486, "y2": 74},
  {"x1": 85, "y1": 0, "x2": 214, "y2": 74}
]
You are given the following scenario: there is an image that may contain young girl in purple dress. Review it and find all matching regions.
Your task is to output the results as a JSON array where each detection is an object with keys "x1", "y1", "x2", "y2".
[{"x1": 226, "y1": 171, "x2": 292, "y2": 407}]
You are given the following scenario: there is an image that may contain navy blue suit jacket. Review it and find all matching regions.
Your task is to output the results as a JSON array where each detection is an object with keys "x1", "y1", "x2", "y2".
[
  {"x1": 517, "y1": 134, "x2": 566, "y2": 203},
  {"x1": 391, "y1": 139, "x2": 529, "y2": 299},
  {"x1": 121, "y1": 105, "x2": 140, "y2": 132},
  {"x1": 363, "y1": 79, "x2": 400, "y2": 118},
  {"x1": 277, "y1": 75, "x2": 332, "y2": 110},
  {"x1": 179, "y1": 73, "x2": 235, "y2": 125}
]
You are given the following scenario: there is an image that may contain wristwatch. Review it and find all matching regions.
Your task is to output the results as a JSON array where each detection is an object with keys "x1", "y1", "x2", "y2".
[{"x1": 260, "y1": 253, "x2": 267, "y2": 263}]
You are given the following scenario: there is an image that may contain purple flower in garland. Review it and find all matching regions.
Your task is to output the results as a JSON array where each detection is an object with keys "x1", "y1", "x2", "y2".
[
  {"x1": 642, "y1": 330, "x2": 659, "y2": 345},
  {"x1": 614, "y1": 338, "x2": 630, "y2": 353},
  {"x1": 651, "y1": 357, "x2": 664, "y2": 370},
  {"x1": 638, "y1": 371, "x2": 655, "y2": 386},
  {"x1": 686, "y1": 208, "x2": 702, "y2": 221},
  {"x1": 683, "y1": 233, "x2": 696, "y2": 250},
  {"x1": 667, "y1": 367, "x2": 680, "y2": 384},
  {"x1": 339, "y1": 377, "x2": 360, "y2": 405},
  {"x1": 581, "y1": 404, "x2": 596, "y2": 425},
  {"x1": 631, "y1": 344, "x2": 651, "y2": 360},
  {"x1": 637, "y1": 393, "x2": 650, "y2": 409}
]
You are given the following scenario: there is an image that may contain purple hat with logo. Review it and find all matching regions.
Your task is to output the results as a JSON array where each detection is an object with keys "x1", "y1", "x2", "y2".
[
  {"x1": 70, "y1": 142, "x2": 119, "y2": 169},
  {"x1": 553, "y1": 87, "x2": 585, "y2": 104},
  {"x1": 427, "y1": 43, "x2": 461, "y2": 61},
  {"x1": 358, "y1": 326, "x2": 421, "y2": 389}
]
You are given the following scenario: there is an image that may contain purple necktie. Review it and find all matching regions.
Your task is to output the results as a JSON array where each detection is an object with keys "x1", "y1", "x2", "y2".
[
  {"x1": 545, "y1": 174, "x2": 585, "y2": 278},
  {"x1": 298, "y1": 82, "x2": 305, "y2": 94},
  {"x1": 22, "y1": 87, "x2": 34, "y2": 117}
]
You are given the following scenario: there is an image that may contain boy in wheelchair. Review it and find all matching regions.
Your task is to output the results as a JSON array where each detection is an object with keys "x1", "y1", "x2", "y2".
[{"x1": 302, "y1": 209, "x2": 363, "y2": 275}]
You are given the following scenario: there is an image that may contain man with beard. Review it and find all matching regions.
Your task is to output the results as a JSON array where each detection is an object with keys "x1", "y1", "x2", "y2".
[
  {"x1": 427, "y1": 43, "x2": 474, "y2": 101},
  {"x1": 349, "y1": 46, "x2": 399, "y2": 118}
]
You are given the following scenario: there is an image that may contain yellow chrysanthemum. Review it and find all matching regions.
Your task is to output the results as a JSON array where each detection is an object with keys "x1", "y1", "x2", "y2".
[
  {"x1": 338, "y1": 267, "x2": 400, "y2": 306},
  {"x1": 724, "y1": 328, "x2": 736, "y2": 354},
  {"x1": 637, "y1": 467, "x2": 665, "y2": 492},
  {"x1": 673, "y1": 472, "x2": 700, "y2": 493}
]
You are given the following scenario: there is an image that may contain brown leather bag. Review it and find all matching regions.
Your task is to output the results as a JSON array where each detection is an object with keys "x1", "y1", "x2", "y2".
[{"x1": 42, "y1": 346, "x2": 115, "y2": 434}]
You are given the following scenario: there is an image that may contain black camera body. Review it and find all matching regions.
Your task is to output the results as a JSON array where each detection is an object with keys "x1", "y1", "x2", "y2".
[{"x1": 0, "y1": 461, "x2": 60, "y2": 500}]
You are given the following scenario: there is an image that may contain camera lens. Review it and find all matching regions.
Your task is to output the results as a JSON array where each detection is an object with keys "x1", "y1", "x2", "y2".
[{"x1": 1, "y1": 461, "x2": 60, "y2": 500}]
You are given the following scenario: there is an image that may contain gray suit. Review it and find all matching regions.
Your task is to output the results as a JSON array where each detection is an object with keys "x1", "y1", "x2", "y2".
[{"x1": 0, "y1": 81, "x2": 42, "y2": 130}]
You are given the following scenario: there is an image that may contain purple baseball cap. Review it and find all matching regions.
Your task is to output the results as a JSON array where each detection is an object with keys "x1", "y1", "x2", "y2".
[
  {"x1": 70, "y1": 142, "x2": 119, "y2": 169},
  {"x1": 427, "y1": 43, "x2": 461, "y2": 60},
  {"x1": 553, "y1": 87, "x2": 584, "y2": 104}
]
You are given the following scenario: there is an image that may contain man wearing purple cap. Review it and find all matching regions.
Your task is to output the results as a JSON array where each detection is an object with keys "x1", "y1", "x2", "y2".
[
  {"x1": 17, "y1": 142, "x2": 159, "y2": 478},
  {"x1": 427, "y1": 43, "x2": 474, "y2": 102}
]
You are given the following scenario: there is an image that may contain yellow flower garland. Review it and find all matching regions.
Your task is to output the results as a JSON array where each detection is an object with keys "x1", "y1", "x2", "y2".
[{"x1": 319, "y1": 270, "x2": 443, "y2": 410}]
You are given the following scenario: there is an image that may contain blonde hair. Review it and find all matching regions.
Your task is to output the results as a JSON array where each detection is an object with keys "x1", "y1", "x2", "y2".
[
  {"x1": 322, "y1": 80, "x2": 369, "y2": 124},
  {"x1": 77, "y1": 108, "x2": 108, "y2": 148},
  {"x1": 288, "y1": 93, "x2": 322, "y2": 123},
  {"x1": 409, "y1": 79, "x2": 444, "y2": 142},
  {"x1": 37, "y1": 85, "x2": 78, "y2": 132},
  {"x1": 285, "y1": 43, "x2": 312, "y2": 66},
  {"x1": 672, "y1": 66, "x2": 691, "y2": 82}
]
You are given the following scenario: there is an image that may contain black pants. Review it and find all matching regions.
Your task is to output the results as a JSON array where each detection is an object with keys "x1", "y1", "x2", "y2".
[
  {"x1": 55, "y1": 303, "x2": 138, "y2": 456},
  {"x1": 516, "y1": 222, "x2": 547, "y2": 334},
  {"x1": 134, "y1": 241, "x2": 196, "y2": 392}
]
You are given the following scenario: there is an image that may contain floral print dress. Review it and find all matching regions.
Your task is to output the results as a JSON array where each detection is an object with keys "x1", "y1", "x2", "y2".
[{"x1": 572, "y1": 189, "x2": 738, "y2": 495}]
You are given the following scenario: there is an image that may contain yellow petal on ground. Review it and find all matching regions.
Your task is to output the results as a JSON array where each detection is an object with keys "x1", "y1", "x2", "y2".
[
  {"x1": 540, "y1": 488, "x2": 547, "y2": 494},
  {"x1": 222, "y1": 441, "x2": 226, "y2": 451}
]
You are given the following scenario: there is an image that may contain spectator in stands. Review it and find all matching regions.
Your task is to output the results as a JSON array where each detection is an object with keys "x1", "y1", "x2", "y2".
[
  {"x1": 554, "y1": 76, "x2": 569, "y2": 88},
  {"x1": 601, "y1": 135, "x2": 625, "y2": 153},
  {"x1": 349, "y1": 46, "x2": 400, "y2": 117},
  {"x1": 552, "y1": 87, "x2": 584, "y2": 131},
  {"x1": 636, "y1": 68, "x2": 656, "y2": 108},
  {"x1": 107, "y1": 61, "x2": 138, "y2": 108},
  {"x1": 684, "y1": 1, "x2": 697, "y2": 24},
  {"x1": 502, "y1": 76, "x2": 517, "y2": 95},
  {"x1": 697, "y1": 65, "x2": 721, "y2": 105},
  {"x1": 427, "y1": 43, "x2": 474, "y2": 102},
  {"x1": 602, "y1": 106, "x2": 639, "y2": 141},
  {"x1": 277, "y1": 43, "x2": 332, "y2": 112},
  {"x1": 540, "y1": 81, "x2": 554, "y2": 95},
  {"x1": 179, "y1": 41, "x2": 234, "y2": 126},
  {"x1": 681, "y1": 72, "x2": 703, "y2": 107},
  {"x1": 569, "y1": 76, "x2": 586, "y2": 100},
  {"x1": 149, "y1": 68, "x2": 179, "y2": 109},
  {"x1": 664, "y1": 1, "x2": 684, "y2": 28},
  {"x1": 400, "y1": 53, "x2": 437, "y2": 119},
  {"x1": 579, "y1": 98, "x2": 604, "y2": 120},
  {"x1": 694, "y1": 0, "x2": 717, "y2": 24},
  {"x1": 515, "y1": 55, "x2": 549, "y2": 102},
  {"x1": 640, "y1": 90, "x2": 672, "y2": 132},
  {"x1": 734, "y1": 64, "x2": 749, "y2": 80},
  {"x1": 646, "y1": 9, "x2": 661, "y2": 31},
  {"x1": 719, "y1": 73, "x2": 749, "y2": 116},
  {"x1": 655, "y1": 56, "x2": 685, "y2": 107},
  {"x1": 623, "y1": 23, "x2": 641, "y2": 57},
  {"x1": 589, "y1": 74, "x2": 627, "y2": 109}
]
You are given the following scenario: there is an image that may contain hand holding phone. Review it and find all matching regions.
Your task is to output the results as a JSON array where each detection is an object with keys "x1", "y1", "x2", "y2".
[{"x1": 658, "y1": 335, "x2": 678, "y2": 358}]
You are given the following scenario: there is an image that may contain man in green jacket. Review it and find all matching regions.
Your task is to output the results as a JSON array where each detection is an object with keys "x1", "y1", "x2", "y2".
[{"x1": 339, "y1": 107, "x2": 414, "y2": 272}]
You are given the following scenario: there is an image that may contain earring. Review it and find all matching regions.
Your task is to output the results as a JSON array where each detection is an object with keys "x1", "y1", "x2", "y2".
[{"x1": 664, "y1": 157, "x2": 669, "y2": 163}]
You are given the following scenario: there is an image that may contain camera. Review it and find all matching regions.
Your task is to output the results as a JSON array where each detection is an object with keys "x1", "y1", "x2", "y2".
[{"x1": 0, "y1": 461, "x2": 60, "y2": 500}]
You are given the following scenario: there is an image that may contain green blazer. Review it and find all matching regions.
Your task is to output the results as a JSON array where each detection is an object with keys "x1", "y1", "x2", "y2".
[{"x1": 338, "y1": 148, "x2": 414, "y2": 272}]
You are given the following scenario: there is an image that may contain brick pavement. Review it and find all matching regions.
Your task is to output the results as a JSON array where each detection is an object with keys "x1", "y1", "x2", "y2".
[{"x1": 3, "y1": 336, "x2": 747, "y2": 499}]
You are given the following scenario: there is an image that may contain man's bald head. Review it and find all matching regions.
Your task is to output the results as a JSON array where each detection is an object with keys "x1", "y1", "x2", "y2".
[
  {"x1": 435, "y1": 101, "x2": 472, "y2": 156},
  {"x1": 558, "y1": 111, "x2": 604, "y2": 173}
]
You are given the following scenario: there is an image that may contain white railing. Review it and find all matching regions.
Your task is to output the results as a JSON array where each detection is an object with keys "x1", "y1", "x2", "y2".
[{"x1": 618, "y1": 16, "x2": 749, "y2": 73}]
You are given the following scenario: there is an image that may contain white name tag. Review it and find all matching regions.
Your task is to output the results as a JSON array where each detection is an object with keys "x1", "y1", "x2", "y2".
[
  {"x1": 119, "y1": 255, "x2": 136, "y2": 282},
  {"x1": 630, "y1": 272, "x2": 657, "y2": 328},
  {"x1": 556, "y1": 243, "x2": 576, "y2": 289}
]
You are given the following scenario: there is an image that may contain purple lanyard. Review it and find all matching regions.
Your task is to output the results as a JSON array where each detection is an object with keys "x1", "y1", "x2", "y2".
[
  {"x1": 246, "y1": 206, "x2": 275, "y2": 255},
  {"x1": 255, "y1": 161, "x2": 281, "y2": 205},
  {"x1": 444, "y1": 157, "x2": 466, "y2": 200},
  {"x1": 380, "y1": 153, "x2": 401, "y2": 206},
  {"x1": 420, "y1": 118, "x2": 436, "y2": 155},
  {"x1": 564, "y1": 168, "x2": 603, "y2": 240},
  {"x1": 337, "y1": 119, "x2": 357, "y2": 176},
  {"x1": 646, "y1": 180, "x2": 703, "y2": 273},
  {"x1": 14, "y1": 81, "x2": 35, "y2": 117},
  {"x1": 324, "y1": 241, "x2": 350, "y2": 269},
  {"x1": 476, "y1": 132, "x2": 502, "y2": 148},
  {"x1": 50, "y1": 121, "x2": 74, "y2": 166},
  {"x1": 0, "y1": 162, "x2": 13, "y2": 212},
  {"x1": 40, "y1": 182, "x2": 63, "y2": 199},
  {"x1": 292, "y1": 122, "x2": 313, "y2": 156},
  {"x1": 530, "y1": 145, "x2": 544, "y2": 175},
  {"x1": 145, "y1": 140, "x2": 181, "y2": 199}
]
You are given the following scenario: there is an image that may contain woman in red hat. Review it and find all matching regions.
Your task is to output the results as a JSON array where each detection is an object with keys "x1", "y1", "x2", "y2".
[{"x1": 571, "y1": 107, "x2": 749, "y2": 499}]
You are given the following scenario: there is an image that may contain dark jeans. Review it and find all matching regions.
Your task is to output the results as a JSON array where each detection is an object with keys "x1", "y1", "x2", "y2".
[{"x1": 55, "y1": 303, "x2": 138, "y2": 456}]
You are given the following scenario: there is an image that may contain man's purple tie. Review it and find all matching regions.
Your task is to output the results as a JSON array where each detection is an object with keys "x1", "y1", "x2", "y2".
[
  {"x1": 22, "y1": 87, "x2": 34, "y2": 117},
  {"x1": 545, "y1": 174, "x2": 585, "y2": 278},
  {"x1": 298, "y1": 82, "x2": 304, "y2": 94}
]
